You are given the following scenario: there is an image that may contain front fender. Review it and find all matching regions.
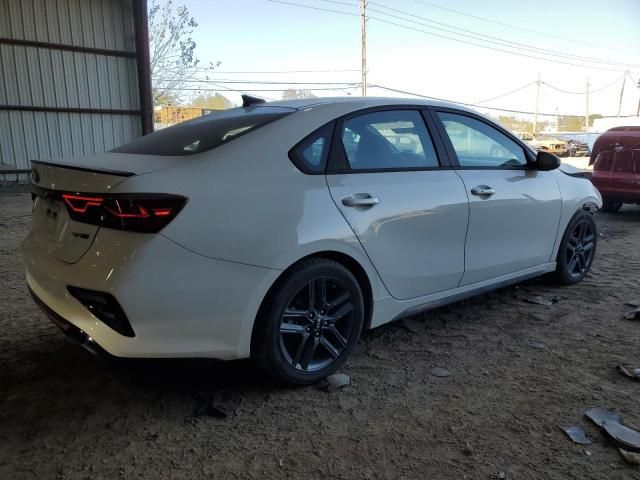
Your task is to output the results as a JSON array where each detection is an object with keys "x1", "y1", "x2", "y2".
[{"x1": 552, "y1": 173, "x2": 602, "y2": 260}]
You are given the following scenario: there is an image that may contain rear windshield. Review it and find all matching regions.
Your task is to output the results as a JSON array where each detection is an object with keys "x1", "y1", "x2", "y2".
[{"x1": 112, "y1": 106, "x2": 293, "y2": 156}]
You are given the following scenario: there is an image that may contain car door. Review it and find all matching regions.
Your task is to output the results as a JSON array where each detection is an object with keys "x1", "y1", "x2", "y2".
[
  {"x1": 325, "y1": 108, "x2": 469, "y2": 300},
  {"x1": 431, "y1": 109, "x2": 562, "y2": 286}
]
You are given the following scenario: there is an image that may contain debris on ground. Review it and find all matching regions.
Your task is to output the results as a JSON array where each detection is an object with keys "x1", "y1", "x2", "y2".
[
  {"x1": 525, "y1": 296, "x2": 553, "y2": 306},
  {"x1": 194, "y1": 390, "x2": 240, "y2": 418},
  {"x1": 602, "y1": 421, "x2": 640, "y2": 452},
  {"x1": 318, "y1": 373, "x2": 351, "y2": 392},
  {"x1": 624, "y1": 309, "x2": 640, "y2": 320},
  {"x1": 402, "y1": 318, "x2": 423, "y2": 333},
  {"x1": 619, "y1": 448, "x2": 640, "y2": 465},
  {"x1": 526, "y1": 341, "x2": 546, "y2": 350},
  {"x1": 552, "y1": 296, "x2": 561, "y2": 304},
  {"x1": 625, "y1": 300, "x2": 640, "y2": 308},
  {"x1": 430, "y1": 367, "x2": 450, "y2": 378},
  {"x1": 462, "y1": 441, "x2": 473, "y2": 456},
  {"x1": 562, "y1": 426, "x2": 592, "y2": 445},
  {"x1": 584, "y1": 407, "x2": 623, "y2": 428},
  {"x1": 617, "y1": 365, "x2": 640, "y2": 381}
]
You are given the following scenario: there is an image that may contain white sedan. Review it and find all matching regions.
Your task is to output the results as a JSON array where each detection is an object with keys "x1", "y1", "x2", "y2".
[{"x1": 23, "y1": 96, "x2": 601, "y2": 384}]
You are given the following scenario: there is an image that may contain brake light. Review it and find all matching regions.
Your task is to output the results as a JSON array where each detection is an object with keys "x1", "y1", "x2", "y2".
[
  {"x1": 62, "y1": 194, "x2": 104, "y2": 213},
  {"x1": 60, "y1": 193, "x2": 187, "y2": 233}
]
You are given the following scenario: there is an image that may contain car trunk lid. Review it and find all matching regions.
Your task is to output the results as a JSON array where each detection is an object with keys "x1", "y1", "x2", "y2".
[{"x1": 29, "y1": 157, "x2": 139, "y2": 264}]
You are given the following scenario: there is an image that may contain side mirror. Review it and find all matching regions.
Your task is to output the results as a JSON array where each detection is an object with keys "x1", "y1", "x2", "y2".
[{"x1": 536, "y1": 151, "x2": 560, "y2": 171}]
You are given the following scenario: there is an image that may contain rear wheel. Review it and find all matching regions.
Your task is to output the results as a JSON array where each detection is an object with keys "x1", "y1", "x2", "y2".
[
  {"x1": 554, "y1": 211, "x2": 597, "y2": 285},
  {"x1": 601, "y1": 199, "x2": 623, "y2": 213},
  {"x1": 254, "y1": 258, "x2": 364, "y2": 385}
]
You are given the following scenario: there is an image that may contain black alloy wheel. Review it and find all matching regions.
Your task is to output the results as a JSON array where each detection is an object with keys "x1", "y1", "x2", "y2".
[
  {"x1": 554, "y1": 211, "x2": 597, "y2": 285},
  {"x1": 254, "y1": 258, "x2": 364, "y2": 385},
  {"x1": 279, "y1": 276, "x2": 356, "y2": 372}
]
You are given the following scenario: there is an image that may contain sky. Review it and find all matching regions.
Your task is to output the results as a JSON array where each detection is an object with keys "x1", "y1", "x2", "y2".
[{"x1": 171, "y1": 0, "x2": 640, "y2": 120}]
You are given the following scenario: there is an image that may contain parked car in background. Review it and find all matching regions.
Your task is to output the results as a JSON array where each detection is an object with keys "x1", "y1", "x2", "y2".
[
  {"x1": 557, "y1": 135, "x2": 590, "y2": 157},
  {"x1": 514, "y1": 132, "x2": 569, "y2": 156},
  {"x1": 23, "y1": 97, "x2": 601, "y2": 385},
  {"x1": 590, "y1": 126, "x2": 640, "y2": 212}
]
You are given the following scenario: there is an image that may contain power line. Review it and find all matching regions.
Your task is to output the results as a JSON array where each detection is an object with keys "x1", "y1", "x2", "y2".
[
  {"x1": 265, "y1": 0, "x2": 637, "y2": 73},
  {"x1": 475, "y1": 82, "x2": 536, "y2": 104},
  {"x1": 369, "y1": 83, "x2": 577, "y2": 116},
  {"x1": 407, "y1": 0, "x2": 639, "y2": 57},
  {"x1": 543, "y1": 73, "x2": 627, "y2": 95},
  {"x1": 202, "y1": 69, "x2": 360, "y2": 74},
  {"x1": 155, "y1": 78, "x2": 361, "y2": 85},
  {"x1": 266, "y1": 0, "x2": 359, "y2": 16},
  {"x1": 160, "y1": 86, "x2": 359, "y2": 92},
  {"x1": 367, "y1": 15, "x2": 636, "y2": 73},
  {"x1": 366, "y1": 2, "x2": 638, "y2": 68},
  {"x1": 203, "y1": 82, "x2": 278, "y2": 101}
]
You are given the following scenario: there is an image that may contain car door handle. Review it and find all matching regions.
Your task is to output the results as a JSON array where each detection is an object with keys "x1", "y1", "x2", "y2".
[
  {"x1": 470, "y1": 185, "x2": 495, "y2": 197},
  {"x1": 342, "y1": 194, "x2": 380, "y2": 207}
]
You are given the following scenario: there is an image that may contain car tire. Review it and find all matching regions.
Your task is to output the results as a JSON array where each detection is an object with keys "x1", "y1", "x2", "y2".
[
  {"x1": 601, "y1": 199, "x2": 623, "y2": 213},
  {"x1": 553, "y1": 210, "x2": 597, "y2": 285},
  {"x1": 253, "y1": 258, "x2": 365, "y2": 385}
]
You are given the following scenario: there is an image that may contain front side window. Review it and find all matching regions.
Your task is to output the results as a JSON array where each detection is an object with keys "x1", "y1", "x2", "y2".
[
  {"x1": 438, "y1": 112, "x2": 527, "y2": 168},
  {"x1": 340, "y1": 110, "x2": 439, "y2": 170},
  {"x1": 112, "y1": 106, "x2": 293, "y2": 156}
]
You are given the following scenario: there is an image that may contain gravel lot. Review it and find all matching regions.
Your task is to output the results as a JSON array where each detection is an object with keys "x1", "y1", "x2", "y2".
[{"x1": 1, "y1": 192, "x2": 640, "y2": 479}]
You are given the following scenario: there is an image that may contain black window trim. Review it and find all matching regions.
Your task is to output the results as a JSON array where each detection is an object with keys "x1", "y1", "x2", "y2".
[
  {"x1": 325, "y1": 105, "x2": 451, "y2": 175},
  {"x1": 426, "y1": 107, "x2": 537, "y2": 170}
]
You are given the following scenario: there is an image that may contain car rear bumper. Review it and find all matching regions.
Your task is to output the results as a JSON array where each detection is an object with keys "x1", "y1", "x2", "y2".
[
  {"x1": 591, "y1": 177, "x2": 640, "y2": 201},
  {"x1": 23, "y1": 228, "x2": 281, "y2": 360},
  {"x1": 28, "y1": 286, "x2": 109, "y2": 356}
]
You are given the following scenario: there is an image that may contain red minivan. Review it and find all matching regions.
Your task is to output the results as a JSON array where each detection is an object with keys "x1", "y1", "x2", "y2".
[{"x1": 590, "y1": 126, "x2": 640, "y2": 212}]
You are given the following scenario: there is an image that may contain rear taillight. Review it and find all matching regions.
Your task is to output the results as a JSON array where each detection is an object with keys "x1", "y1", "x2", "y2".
[{"x1": 61, "y1": 193, "x2": 187, "y2": 233}]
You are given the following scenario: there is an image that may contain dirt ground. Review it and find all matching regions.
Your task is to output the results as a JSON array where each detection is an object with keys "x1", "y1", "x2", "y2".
[{"x1": 2, "y1": 192, "x2": 640, "y2": 480}]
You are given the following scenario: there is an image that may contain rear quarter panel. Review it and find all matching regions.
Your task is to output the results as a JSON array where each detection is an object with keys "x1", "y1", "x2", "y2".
[{"x1": 111, "y1": 104, "x2": 390, "y2": 302}]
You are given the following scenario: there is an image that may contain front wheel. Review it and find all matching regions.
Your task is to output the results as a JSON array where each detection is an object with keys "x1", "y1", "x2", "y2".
[
  {"x1": 601, "y1": 199, "x2": 623, "y2": 213},
  {"x1": 553, "y1": 211, "x2": 597, "y2": 285},
  {"x1": 254, "y1": 258, "x2": 364, "y2": 385}
]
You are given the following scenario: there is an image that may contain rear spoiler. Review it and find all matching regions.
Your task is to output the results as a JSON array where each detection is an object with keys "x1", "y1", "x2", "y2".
[{"x1": 31, "y1": 160, "x2": 134, "y2": 177}]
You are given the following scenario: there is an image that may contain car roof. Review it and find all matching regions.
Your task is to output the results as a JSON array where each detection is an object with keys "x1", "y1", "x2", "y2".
[{"x1": 260, "y1": 96, "x2": 478, "y2": 115}]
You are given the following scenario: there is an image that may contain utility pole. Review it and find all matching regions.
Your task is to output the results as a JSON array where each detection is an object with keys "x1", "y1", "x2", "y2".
[
  {"x1": 533, "y1": 74, "x2": 540, "y2": 134},
  {"x1": 360, "y1": 0, "x2": 367, "y2": 96},
  {"x1": 555, "y1": 107, "x2": 559, "y2": 133},
  {"x1": 617, "y1": 72, "x2": 627, "y2": 117},
  {"x1": 585, "y1": 78, "x2": 590, "y2": 132}
]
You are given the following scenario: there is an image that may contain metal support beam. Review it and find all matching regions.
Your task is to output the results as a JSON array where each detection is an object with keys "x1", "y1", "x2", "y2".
[
  {"x1": 0, "y1": 37, "x2": 136, "y2": 58},
  {"x1": 132, "y1": 0, "x2": 154, "y2": 135}
]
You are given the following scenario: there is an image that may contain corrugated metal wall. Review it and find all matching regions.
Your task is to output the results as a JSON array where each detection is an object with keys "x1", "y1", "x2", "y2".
[{"x1": 0, "y1": 0, "x2": 147, "y2": 175}]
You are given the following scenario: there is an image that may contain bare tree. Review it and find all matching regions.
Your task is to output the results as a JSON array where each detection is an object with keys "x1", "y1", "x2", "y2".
[
  {"x1": 191, "y1": 93, "x2": 233, "y2": 110},
  {"x1": 148, "y1": 0, "x2": 219, "y2": 105},
  {"x1": 282, "y1": 88, "x2": 317, "y2": 100}
]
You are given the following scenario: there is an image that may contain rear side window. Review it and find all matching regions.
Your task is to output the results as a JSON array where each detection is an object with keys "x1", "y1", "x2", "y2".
[
  {"x1": 112, "y1": 106, "x2": 293, "y2": 156},
  {"x1": 289, "y1": 123, "x2": 334, "y2": 174},
  {"x1": 339, "y1": 110, "x2": 439, "y2": 170}
]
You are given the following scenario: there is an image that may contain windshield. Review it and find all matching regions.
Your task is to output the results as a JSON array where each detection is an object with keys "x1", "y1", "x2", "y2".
[{"x1": 112, "y1": 106, "x2": 294, "y2": 156}]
